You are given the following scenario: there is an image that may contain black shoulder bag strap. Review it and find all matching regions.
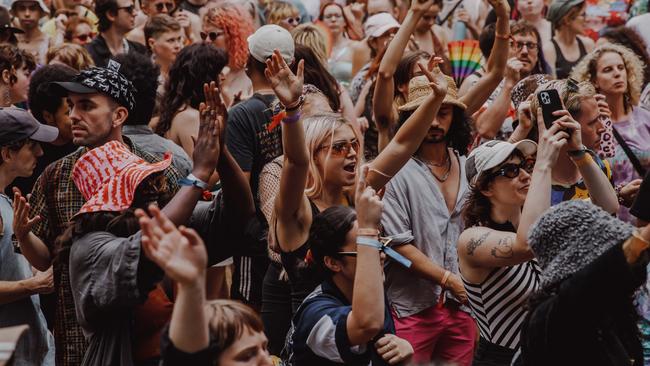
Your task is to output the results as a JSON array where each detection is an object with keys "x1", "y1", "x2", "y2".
[
  {"x1": 612, "y1": 126, "x2": 647, "y2": 176},
  {"x1": 437, "y1": 0, "x2": 464, "y2": 26}
]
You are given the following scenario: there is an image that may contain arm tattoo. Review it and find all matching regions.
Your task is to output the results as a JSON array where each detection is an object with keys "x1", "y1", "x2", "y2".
[
  {"x1": 466, "y1": 231, "x2": 490, "y2": 255},
  {"x1": 491, "y1": 236, "x2": 514, "y2": 259}
]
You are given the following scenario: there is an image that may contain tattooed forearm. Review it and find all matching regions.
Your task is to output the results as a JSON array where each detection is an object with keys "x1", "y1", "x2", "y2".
[
  {"x1": 491, "y1": 236, "x2": 514, "y2": 259},
  {"x1": 467, "y1": 231, "x2": 490, "y2": 255}
]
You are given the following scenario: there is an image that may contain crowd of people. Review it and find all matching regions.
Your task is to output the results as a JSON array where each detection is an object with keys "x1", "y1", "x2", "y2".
[{"x1": 0, "y1": 0, "x2": 649, "y2": 364}]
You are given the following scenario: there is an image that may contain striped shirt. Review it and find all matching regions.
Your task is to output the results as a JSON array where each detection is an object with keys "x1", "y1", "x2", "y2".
[{"x1": 462, "y1": 260, "x2": 541, "y2": 349}]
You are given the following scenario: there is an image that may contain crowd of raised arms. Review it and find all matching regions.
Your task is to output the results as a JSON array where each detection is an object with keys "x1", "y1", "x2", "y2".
[{"x1": 0, "y1": 0, "x2": 649, "y2": 364}]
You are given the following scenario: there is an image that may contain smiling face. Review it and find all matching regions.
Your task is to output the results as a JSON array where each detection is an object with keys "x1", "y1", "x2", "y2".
[
  {"x1": 594, "y1": 51, "x2": 627, "y2": 96},
  {"x1": 316, "y1": 124, "x2": 359, "y2": 189}
]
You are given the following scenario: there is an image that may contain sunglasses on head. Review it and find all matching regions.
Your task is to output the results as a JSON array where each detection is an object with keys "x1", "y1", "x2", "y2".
[
  {"x1": 200, "y1": 31, "x2": 221, "y2": 41},
  {"x1": 155, "y1": 1, "x2": 174, "y2": 11},
  {"x1": 319, "y1": 139, "x2": 359, "y2": 157},
  {"x1": 489, "y1": 158, "x2": 535, "y2": 179}
]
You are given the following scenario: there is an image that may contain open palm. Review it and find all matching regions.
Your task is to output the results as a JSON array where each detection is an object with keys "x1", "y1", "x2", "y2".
[
  {"x1": 137, "y1": 205, "x2": 207, "y2": 285},
  {"x1": 264, "y1": 49, "x2": 304, "y2": 108}
]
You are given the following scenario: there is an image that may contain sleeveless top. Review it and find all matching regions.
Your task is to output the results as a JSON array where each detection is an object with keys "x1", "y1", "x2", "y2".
[
  {"x1": 551, "y1": 37, "x2": 587, "y2": 79},
  {"x1": 278, "y1": 200, "x2": 322, "y2": 311},
  {"x1": 461, "y1": 221, "x2": 541, "y2": 350}
]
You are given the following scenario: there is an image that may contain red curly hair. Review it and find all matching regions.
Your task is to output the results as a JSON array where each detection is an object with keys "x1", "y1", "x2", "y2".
[{"x1": 203, "y1": 3, "x2": 254, "y2": 71}]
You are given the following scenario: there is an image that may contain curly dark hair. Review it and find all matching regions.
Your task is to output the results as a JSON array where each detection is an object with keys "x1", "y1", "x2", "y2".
[
  {"x1": 291, "y1": 44, "x2": 341, "y2": 112},
  {"x1": 309, "y1": 206, "x2": 357, "y2": 278},
  {"x1": 155, "y1": 43, "x2": 228, "y2": 136},
  {"x1": 28, "y1": 64, "x2": 77, "y2": 124},
  {"x1": 95, "y1": 0, "x2": 119, "y2": 32},
  {"x1": 113, "y1": 52, "x2": 161, "y2": 126}
]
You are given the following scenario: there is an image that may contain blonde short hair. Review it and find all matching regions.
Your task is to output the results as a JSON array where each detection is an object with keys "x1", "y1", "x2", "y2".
[
  {"x1": 46, "y1": 44, "x2": 94, "y2": 71},
  {"x1": 265, "y1": 1, "x2": 299, "y2": 25},
  {"x1": 529, "y1": 79, "x2": 597, "y2": 125},
  {"x1": 292, "y1": 23, "x2": 329, "y2": 68},
  {"x1": 570, "y1": 43, "x2": 644, "y2": 109}
]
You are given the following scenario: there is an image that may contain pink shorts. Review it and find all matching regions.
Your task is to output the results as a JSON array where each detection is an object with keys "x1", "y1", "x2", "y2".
[{"x1": 392, "y1": 305, "x2": 476, "y2": 365}]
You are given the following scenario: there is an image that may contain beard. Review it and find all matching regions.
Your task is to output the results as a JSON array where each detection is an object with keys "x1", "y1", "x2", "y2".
[{"x1": 423, "y1": 128, "x2": 447, "y2": 143}]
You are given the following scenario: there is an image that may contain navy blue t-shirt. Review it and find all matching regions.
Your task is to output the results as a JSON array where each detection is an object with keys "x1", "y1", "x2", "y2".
[{"x1": 285, "y1": 279, "x2": 395, "y2": 366}]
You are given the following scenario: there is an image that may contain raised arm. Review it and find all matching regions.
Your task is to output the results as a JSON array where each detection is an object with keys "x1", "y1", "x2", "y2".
[
  {"x1": 266, "y1": 51, "x2": 311, "y2": 252},
  {"x1": 160, "y1": 83, "x2": 223, "y2": 226},
  {"x1": 13, "y1": 189, "x2": 52, "y2": 271},
  {"x1": 458, "y1": 112, "x2": 569, "y2": 269},
  {"x1": 459, "y1": 0, "x2": 511, "y2": 115},
  {"x1": 367, "y1": 60, "x2": 448, "y2": 191},
  {"x1": 474, "y1": 58, "x2": 521, "y2": 139},
  {"x1": 138, "y1": 206, "x2": 209, "y2": 354},
  {"x1": 554, "y1": 111, "x2": 619, "y2": 214},
  {"x1": 346, "y1": 167, "x2": 385, "y2": 345},
  {"x1": 373, "y1": 0, "x2": 434, "y2": 150}
]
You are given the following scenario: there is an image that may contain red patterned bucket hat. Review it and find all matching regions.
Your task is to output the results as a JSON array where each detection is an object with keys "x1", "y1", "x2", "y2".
[{"x1": 72, "y1": 140, "x2": 172, "y2": 215}]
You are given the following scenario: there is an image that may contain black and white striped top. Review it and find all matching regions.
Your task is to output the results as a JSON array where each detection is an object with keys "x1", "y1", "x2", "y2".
[{"x1": 462, "y1": 260, "x2": 541, "y2": 349}]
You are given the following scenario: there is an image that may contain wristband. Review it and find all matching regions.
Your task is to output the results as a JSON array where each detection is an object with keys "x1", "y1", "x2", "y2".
[
  {"x1": 357, "y1": 228, "x2": 380, "y2": 237},
  {"x1": 495, "y1": 32, "x2": 510, "y2": 40},
  {"x1": 282, "y1": 95, "x2": 305, "y2": 112},
  {"x1": 441, "y1": 270, "x2": 451, "y2": 288},
  {"x1": 282, "y1": 111, "x2": 301, "y2": 124},
  {"x1": 178, "y1": 173, "x2": 209, "y2": 190},
  {"x1": 356, "y1": 237, "x2": 382, "y2": 249},
  {"x1": 567, "y1": 145, "x2": 588, "y2": 157},
  {"x1": 571, "y1": 152, "x2": 593, "y2": 168}
]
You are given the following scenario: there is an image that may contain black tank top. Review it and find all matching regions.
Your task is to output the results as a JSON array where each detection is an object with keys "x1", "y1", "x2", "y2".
[{"x1": 551, "y1": 37, "x2": 587, "y2": 79}]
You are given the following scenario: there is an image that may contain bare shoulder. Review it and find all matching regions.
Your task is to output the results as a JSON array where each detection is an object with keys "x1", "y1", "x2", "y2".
[{"x1": 578, "y1": 35, "x2": 596, "y2": 51}]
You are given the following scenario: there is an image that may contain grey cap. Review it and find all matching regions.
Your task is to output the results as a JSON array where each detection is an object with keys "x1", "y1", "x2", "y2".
[
  {"x1": 546, "y1": 0, "x2": 585, "y2": 26},
  {"x1": 0, "y1": 107, "x2": 58, "y2": 146},
  {"x1": 465, "y1": 139, "x2": 537, "y2": 184},
  {"x1": 528, "y1": 200, "x2": 635, "y2": 289},
  {"x1": 247, "y1": 24, "x2": 295, "y2": 64}
]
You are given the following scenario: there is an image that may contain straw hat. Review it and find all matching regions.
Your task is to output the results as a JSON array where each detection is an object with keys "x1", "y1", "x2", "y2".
[
  {"x1": 398, "y1": 75, "x2": 466, "y2": 112},
  {"x1": 72, "y1": 141, "x2": 172, "y2": 216}
]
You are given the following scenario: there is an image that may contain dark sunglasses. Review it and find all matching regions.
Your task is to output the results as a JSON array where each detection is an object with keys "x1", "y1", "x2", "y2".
[
  {"x1": 319, "y1": 139, "x2": 359, "y2": 157},
  {"x1": 117, "y1": 5, "x2": 136, "y2": 13},
  {"x1": 155, "y1": 2, "x2": 174, "y2": 12},
  {"x1": 200, "y1": 31, "x2": 222, "y2": 41},
  {"x1": 490, "y1": 159, "x2": 535, "y2": 179},
  {"x1": 284, "y1": 16, "x2": 300, "y2": 25},
  {"x1": 75, "y1": 33, "x2": 95, "y2": 42}
]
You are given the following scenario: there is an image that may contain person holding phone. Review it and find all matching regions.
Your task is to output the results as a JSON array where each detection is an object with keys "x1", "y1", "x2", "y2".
[
  {"x1": 457, "y1": 107, "x2": 568, "y2": 365},
  {"x1": 518, "y1": 79, "x2": 619, "y2": 213}
]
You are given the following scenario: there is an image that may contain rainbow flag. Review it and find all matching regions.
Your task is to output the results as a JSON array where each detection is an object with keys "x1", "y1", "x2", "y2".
[{"x1": 447, "y1": 40, "x2": 483, "y2": 86}]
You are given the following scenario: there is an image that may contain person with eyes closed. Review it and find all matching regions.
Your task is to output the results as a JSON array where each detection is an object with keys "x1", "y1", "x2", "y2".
[
  {"x1": 266, "y1": 45, "x2": 449, "y2": 312},
  {"x1": 457, "y1": 112, "x2": 569, "y2": 365}
]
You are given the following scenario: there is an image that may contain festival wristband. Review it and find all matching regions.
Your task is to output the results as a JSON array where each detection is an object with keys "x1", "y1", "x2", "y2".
[
  {"x1": 356, "y1": 237, "x2": 413, "y2": 268},
  {"x1": 571, "y1": 152, "x2": 593, "y2": 168},
  {"x1": 178, "y1": 173, "x2": 209, "y2": 190},
  {"x1": 357, "y1": 228, "x2": 379, "y2": 237},
  {"x1": 282, "y1": 111, "x2": 301, "y2": 124}
]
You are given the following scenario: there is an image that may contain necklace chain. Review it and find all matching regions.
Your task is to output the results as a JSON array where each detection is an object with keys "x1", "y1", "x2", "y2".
[{"x1": 416, "y1": 151, "x2": 452, "y2": 182}]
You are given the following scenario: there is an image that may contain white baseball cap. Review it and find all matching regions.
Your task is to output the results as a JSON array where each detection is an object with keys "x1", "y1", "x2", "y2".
[
  {"x1": 364, "y1": 13, "x2": 399, "y2": 39},
  {"x1": 247, "y1": 24, "x2": 295, "y2": 65},
  {"x1": 465, "y1": 139, "x2": 537, "y2": 184},
  {"x1": 11, "y1": 0, "x2": 50, "y2": 15}
]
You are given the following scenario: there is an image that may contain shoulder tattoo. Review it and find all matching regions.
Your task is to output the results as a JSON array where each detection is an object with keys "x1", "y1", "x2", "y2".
[
  {"x1": 491, "y1": 236, "x2": 514, "y2": 259},
  {"x1": 466, "y1": 231, "x2": 490, "y2": 255}
]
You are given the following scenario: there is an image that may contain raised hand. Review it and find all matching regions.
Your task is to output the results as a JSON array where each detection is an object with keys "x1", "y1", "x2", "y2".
[
  {"x1": 375, "y1": 334, "x2": 414, "y2": 365},
  {"x1": 410, "y1": 0, "x2": 435, "y2": 13},
  {"x1": 535, "y1": 107, "x2": 570, "y2": 169},
  {"x1": 551, "y1": 109, "x2": 583, "y2": 151},
  {"x1": 595, "y1": 94, "x2": 612, "y2": 119},
  {"x1": 486, "y1": 0, "x2": 510, "y2": 16},
  {"x1": 192, "y1": 81, "x2": 225, "y2": 180},
  {"x1": 418, "y1": 57, "x2": 448, "y2": 96},
  {"x1": 505, "y1": 58, "x2": 523, "y2": 87},
  {"x1": 137, "y1": 205, "x2": 207, "y2": 286},
  {"x1": 264, "y1": 49, "x2": 304, "y2": 109},
  {"x1": 355, "y1": 165, "x2": 384, "y2": 230},
  {"x1": 12, "y1": 188, "x2": 40, "y2": 242}
]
